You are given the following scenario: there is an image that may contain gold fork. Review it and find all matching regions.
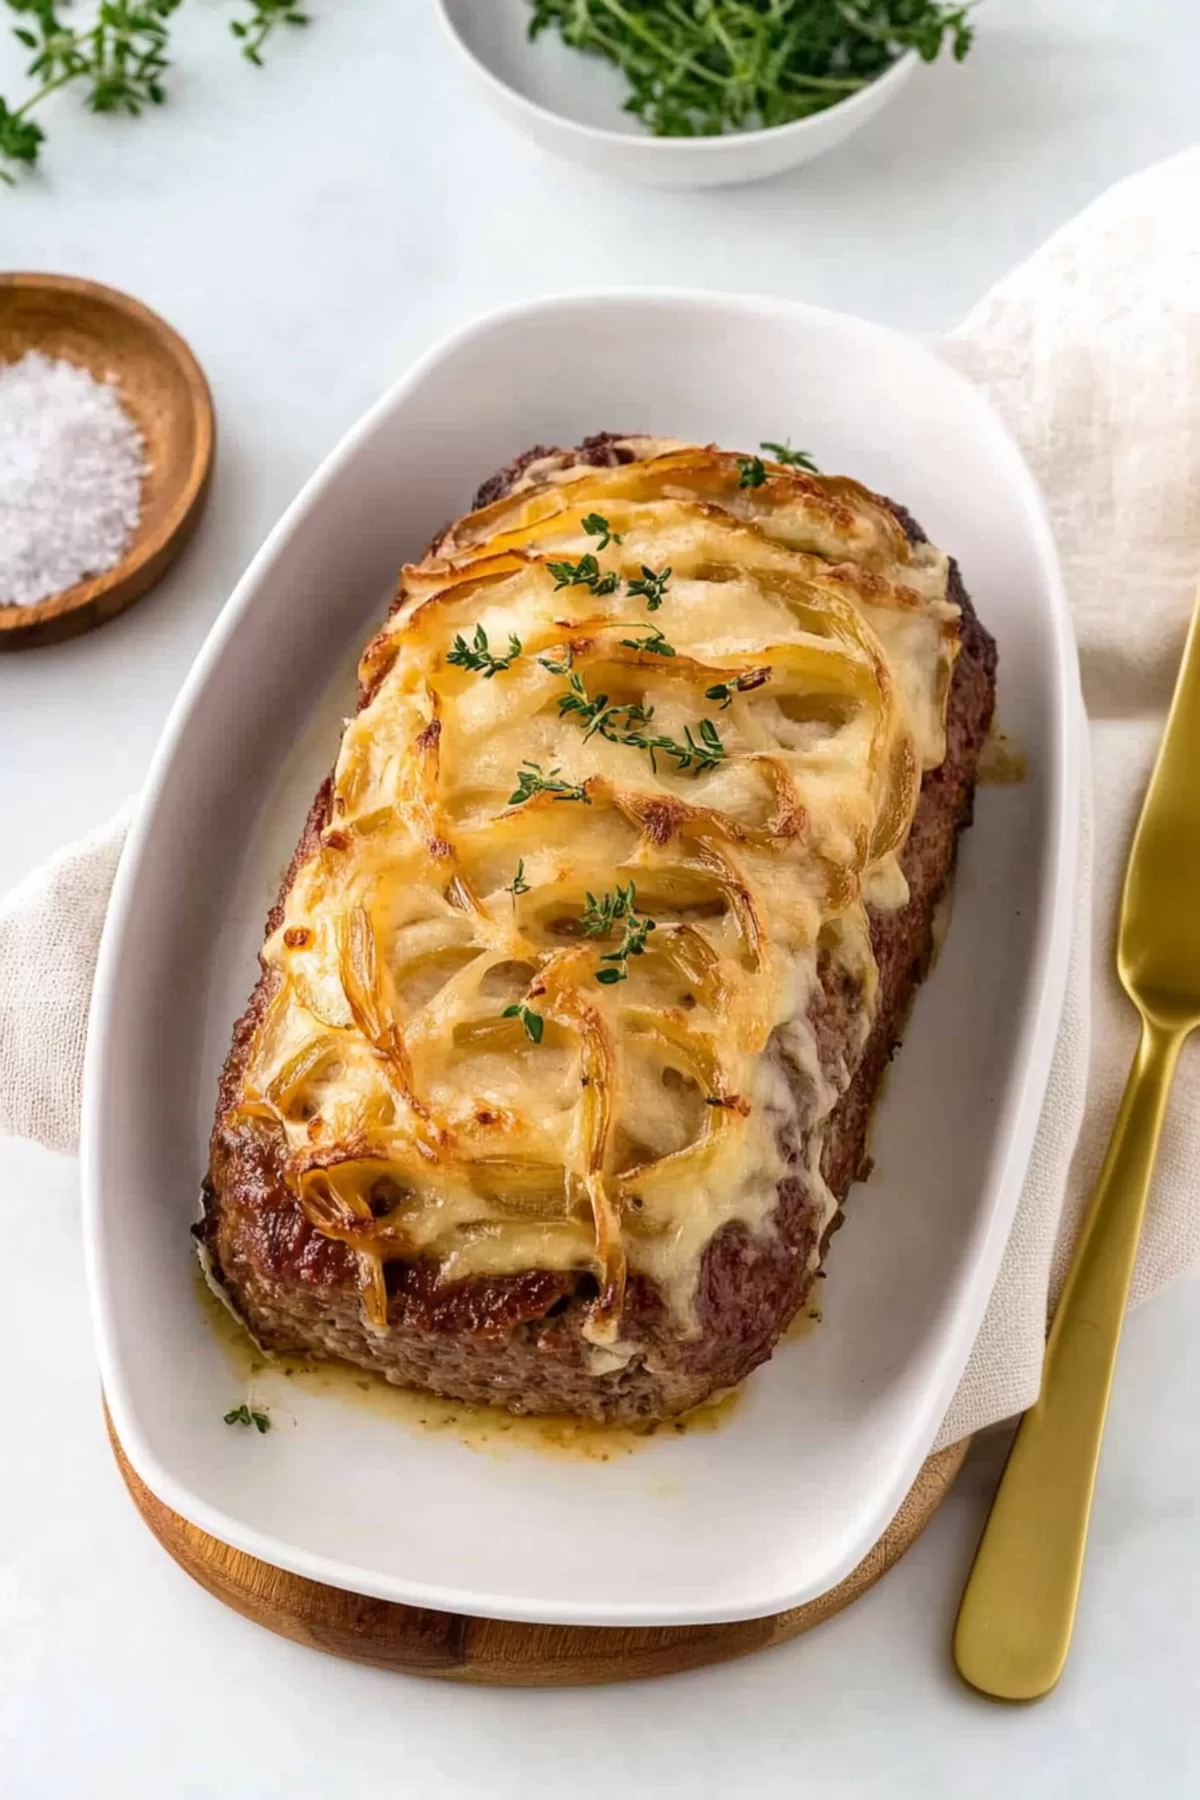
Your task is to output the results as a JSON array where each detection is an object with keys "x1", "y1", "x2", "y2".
[{"x1": 954, "y1": 583, "x2": 1200, "y2": 1701}]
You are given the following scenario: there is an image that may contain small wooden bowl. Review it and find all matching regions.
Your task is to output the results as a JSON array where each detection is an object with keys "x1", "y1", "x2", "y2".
[{"x1": 0, "y1": 272, "x2": 214, "y2": 650}]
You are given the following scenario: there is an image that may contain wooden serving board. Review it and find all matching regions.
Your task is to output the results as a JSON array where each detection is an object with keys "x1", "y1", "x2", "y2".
[{"x1": 109, "y1": 1419, "x2": 968, "y2": 1686}]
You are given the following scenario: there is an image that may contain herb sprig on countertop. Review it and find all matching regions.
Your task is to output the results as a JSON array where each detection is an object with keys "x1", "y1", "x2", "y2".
[
  {"x1": 231, "y1": 0, "x2": 308, "y2": 67},
  {"x1": 0, "y1": 0, "x2": 312, "y2": 185},
  {"x1": 527, "y1": 0, "x2": 972, "y2": 139}
]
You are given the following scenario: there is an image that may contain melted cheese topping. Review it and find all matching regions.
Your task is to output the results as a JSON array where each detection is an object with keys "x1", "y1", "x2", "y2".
[{"x1": 233, "y1": 444, "x2": 960, "y2": 1339}]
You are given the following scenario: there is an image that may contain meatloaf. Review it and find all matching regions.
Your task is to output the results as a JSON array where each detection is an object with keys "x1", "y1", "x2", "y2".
[{"x1": 200, "y1": 434, "x2": 996, "y2": 1424}]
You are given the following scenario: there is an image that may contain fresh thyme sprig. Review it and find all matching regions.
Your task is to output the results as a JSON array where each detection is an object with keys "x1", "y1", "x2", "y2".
[
  {"x1": 761, "y1": 440, "x2": 819, "y2": 473},
  {"x1": 545, "y1": 552, "x2": 621, "y2": 597},
  {"x1": 503, "y1": 1001, "x2": 544, "y2": 1043},
  {"x1": 737, "y1": 455, "x2": 768, "y2": 490},
  {"x1": 581, "y1": 512, "x2": 622, "y2": 552},
  {"x1": 580, "y1": 880, "x2": 656, "y2": 985},
  {"x1": 580, "y1": 887, "x2": 626, "y2": 938},
  {"x1": 224, "y1": 1402, "x2": 271, "y2": 1433},
  {"x1": 1, "y1": 0, "x2": 179, "y2": 188},
  {"x1": 619, "y1": 623, "x2": 675, "y2": 657},
  {"x1": 527, "y1": 0, "x2": 973, "y2": 138},
  {"x1": 447, "y1": 623, "x2": 522, "y2": 679},
  {"x1": 0, "y1": 0, "x2": 313, "y2": 185},
  {"x1": 541, "y1": 654, "x2": 727, "y2": 776},
  {"x1": 626, "y1": 564, "x2": 671, "y2": 610},
  {"x1": 540, "y1": 652, "x2": 654, "y2": 743},
  {"x1": 0, "y1": 95, "x2": 40, "y2": 175},
  {"x1": 506, "y1": 859, "x2": 530, "y2": 908},
  {"x1": 543, "y1": 544, "x2": 669, "y2": 611},
  {"x1": 230, "y1": 0, "x2": 309, "y2": 67},
  {"x1": 628, "y1": 717, "x2": 726, "y2": 776},
  {"x1": 508, "y1": 762, "x2": 592, "y2": 807},
  {"x1": 705, "y1": 668, "x2": 771, "y2": 709}
]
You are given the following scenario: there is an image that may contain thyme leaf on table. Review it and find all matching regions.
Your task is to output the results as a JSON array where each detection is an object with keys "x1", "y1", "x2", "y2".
[
  {"x1": 230, "y1": 0, "x2": 309, "y2": 67},
  {"x1": 0, "y1": 96, "x2": 41, "y2": 178},
  {"x1": 0, "y1": 0, "x2": 313, "y2": 185}
]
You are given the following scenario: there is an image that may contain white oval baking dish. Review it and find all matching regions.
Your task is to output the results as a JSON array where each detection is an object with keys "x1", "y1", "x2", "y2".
[{"x1": 83, "y1": 291, "x2": 1080, "y2": 1628}]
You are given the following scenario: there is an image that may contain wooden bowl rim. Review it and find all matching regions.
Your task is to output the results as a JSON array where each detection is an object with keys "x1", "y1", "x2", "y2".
[{"x1": 0, "y1": 271, "x2": 215, "y2": 640}]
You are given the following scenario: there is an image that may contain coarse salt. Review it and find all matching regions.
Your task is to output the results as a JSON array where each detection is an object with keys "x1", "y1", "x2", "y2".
[{"x1": 0, "y1": 350, "x2": 147, "y2": 609}]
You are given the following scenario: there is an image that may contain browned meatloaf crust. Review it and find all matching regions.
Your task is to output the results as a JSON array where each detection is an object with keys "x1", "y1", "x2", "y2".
[{"x1": 199, "y1": 440, "x2": 997, "y2": 1424}]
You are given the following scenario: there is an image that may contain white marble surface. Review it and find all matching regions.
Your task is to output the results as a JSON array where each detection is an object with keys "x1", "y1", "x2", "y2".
[{"x1": 2, "y1": 1, "x2": 1199, "y2": 1793}]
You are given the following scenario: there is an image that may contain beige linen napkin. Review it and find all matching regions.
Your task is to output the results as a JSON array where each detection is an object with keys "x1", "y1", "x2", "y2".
[
  {"x1": 3, "y1": 149, "x2": 1199, "y2": 1446},
  {"x1": 0, "y1": 800, "x2": 133, "y2": 1156},
  {"x1": 936, "y1": 143, "x2": 1200, "y2": 1444}
]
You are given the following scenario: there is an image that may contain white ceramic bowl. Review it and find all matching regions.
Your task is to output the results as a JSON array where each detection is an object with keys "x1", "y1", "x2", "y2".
[
  {"x1": 84, "y1": 291, "x2": 1080, "y2": 1628},
  {"x1": 435, "y1": 0, "x2": 918, "y2": 188}
]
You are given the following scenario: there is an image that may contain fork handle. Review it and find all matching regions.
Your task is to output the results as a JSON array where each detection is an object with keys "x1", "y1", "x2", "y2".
[{"x1": 953, "y1": 1014, "x2": 1186, "y2": 1701}]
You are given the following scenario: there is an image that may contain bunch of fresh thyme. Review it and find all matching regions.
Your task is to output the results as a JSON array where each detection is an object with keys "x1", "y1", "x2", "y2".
[
  {"x1": 0, "y1": 0, "x2": 311, "y2": 184},
  {"x1": 527, "y1": 0, "x2": 972, "y2": 138}
]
